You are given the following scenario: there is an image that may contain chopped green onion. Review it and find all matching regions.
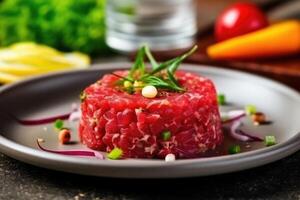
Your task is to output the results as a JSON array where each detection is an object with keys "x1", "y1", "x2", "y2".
[
  {"x1": 54, "y1": 119, "x2": 64, "y2": 130},
  {"x1": 228, "y1": 145, "x2": 241, "y2": 154},
  {"x1": 123, "y1": 80, "x2": 133, "y2": 88},
  {"x1": 217, "y1": 94, "x2": 226, "y2": 105},
  {"x1": 80, "y1": 92, "x2": 87, "y2": 102},
  {"x1": 245, "y1": 105, "x2": 257, "y2": 115},
  {"x1": 107, "y1": 148, "x2": 123, "y2": 160},
  {"x1": 264, "y1": 136, "x2": 276, "y2": 146},
  {"x1": 161, "y1": 131, "x2": 171, "y2": 141}
]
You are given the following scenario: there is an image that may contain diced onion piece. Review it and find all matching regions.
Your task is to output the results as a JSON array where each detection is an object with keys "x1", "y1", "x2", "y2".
[
  {"x1": 165, "y1": 153, "x2": 176, "y2": 162},
  {"x1": 142, "y1": 85, "x2": 158, "y2": 98}
]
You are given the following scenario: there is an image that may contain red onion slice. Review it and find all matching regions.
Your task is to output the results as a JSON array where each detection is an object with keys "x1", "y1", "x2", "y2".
[
  {"x1": 68, "y1": 110, "x2": 81, "y2": 122},
  {"x1": 222, "y1": 110, "x2": 246, "y2": 124},
  {"x1": 15, "y1": 113, "x2": 71, "y2": 125},
  {"x1": 229, "y1": 120, "x2": 263, "y2": 142},
  {"x1": 15, "y1": 103, "x2": 81, "y2": 125},
  {"x1": 229, "y1": 120, "x2": 253, "y2": 142},
  {"x1": 238, "y1": 130, "x2": 263, "y2": 141},
  {"x1": 37, "y1": 140, "x2": 104, "y2": 159},
  {"x1": 71, "y1": 103, "x2": 79, "y2": 111}
]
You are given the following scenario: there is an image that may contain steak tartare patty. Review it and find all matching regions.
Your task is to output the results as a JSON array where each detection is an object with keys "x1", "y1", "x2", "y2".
[{"x1": 79, "y1": 70, "x2": 223, "y2": 159}]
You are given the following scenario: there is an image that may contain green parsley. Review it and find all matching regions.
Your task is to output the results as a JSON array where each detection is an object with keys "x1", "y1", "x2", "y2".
[{"x1": 107, "y1": 148, "x2": 123, "y2": 160}]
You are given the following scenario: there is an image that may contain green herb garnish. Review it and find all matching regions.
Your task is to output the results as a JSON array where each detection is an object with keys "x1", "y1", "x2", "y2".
[
  {"x1": 245, "y1": 105, "x2": 257, "y2": 115},
  {"x1": 116, "y1": 44, "x2": 198, "y2": 93},
  {"x1": 54, "y1": 119, "x2": 64, "y2": 130},
  {"x1": 217, "y1": 93, "x2": 226, "y2": 105},
  {"x1": 107, "y1": 147, "x2": 123, "y2": 160},
  {"x1": 161, "y1": 131, "x2": 171, "y2": 141},
  {"x1": 80, "y1": 91, "x2": 87, "y2": 102},
  {"x1": 228, "y1": 145, "x2": 241, "y2": 154},
  {"x1": 264, "y1": 136, "x2": 276, "y2": 146}
]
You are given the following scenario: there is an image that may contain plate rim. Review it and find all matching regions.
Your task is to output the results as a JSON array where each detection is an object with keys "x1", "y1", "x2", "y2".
[{"x1": 0, "y1": 62, "x2": 299, "y2": 177}]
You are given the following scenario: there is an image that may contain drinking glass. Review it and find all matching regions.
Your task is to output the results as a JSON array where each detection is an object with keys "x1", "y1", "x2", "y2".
[{"x1": 106, "y1": 0, "x2": 197, "y2": 53}]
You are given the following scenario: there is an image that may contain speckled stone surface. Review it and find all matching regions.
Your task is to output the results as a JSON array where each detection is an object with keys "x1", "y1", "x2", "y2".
[{"x1": 1, "y1": 151, "x2": 300, "y2": 200}]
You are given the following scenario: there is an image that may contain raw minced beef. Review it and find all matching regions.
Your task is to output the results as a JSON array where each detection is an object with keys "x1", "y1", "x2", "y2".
[{"x1": 79, "y1": 70, "x2": 223, "y2": 159}]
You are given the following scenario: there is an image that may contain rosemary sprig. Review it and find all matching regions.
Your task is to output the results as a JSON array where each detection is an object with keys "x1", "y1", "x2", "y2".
[
  {"x1": 144, "y1": 45, "x2": 158, "y2": 69},
  {"x1": 111, "y1": 73, "x2": 133, "y2": 82},
  {"x1": 129, "y1": 46, "x2": 146, "y2": 78},
  {"x1": 142, "y1": 75, "x2": 184, "y2": 92},
  {"x1": 117, "y1": 44, "x2": 198, "y2": 93}
]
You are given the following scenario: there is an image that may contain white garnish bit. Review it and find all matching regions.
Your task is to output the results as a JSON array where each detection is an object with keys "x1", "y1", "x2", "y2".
[
  {"x1": 142, "y1": 85, "x2": 158, "y2": 98},
  {"x1": 37, "y1": 138, "x2": 45, "y2": 143},
  {"x1": 165, "y1": 153, "x2": 176, "y2": 162},
  {"x1": 71, "y1": 103, "x2": 79, "y2": 111},
  {"x1": 68, "y1": 110, "x2": 81, "y2": 122},
  {"x1": 94, "y1": 151, "x2": 105, "y2": 159}
]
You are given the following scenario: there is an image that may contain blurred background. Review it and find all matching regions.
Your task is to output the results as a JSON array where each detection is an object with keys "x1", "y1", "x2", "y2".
[{"x1": 0, "y1": 0, "x2": 299, "y2": 89}]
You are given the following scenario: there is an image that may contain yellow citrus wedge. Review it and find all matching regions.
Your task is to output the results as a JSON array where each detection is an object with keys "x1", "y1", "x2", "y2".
[
  {"x1": 0, "y1": 42, "x2": 91, "y2": 83},
  {"x1": 0, "y1": 71, "x2": 21, "y2": 84}
]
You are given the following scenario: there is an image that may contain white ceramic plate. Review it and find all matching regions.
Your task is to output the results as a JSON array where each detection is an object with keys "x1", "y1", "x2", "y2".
[{"x1": 0, "y1": 63, "x2": 299, "y2": 178}]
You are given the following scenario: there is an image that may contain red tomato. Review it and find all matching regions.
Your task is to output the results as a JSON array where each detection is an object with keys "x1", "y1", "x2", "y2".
[{"x1": 215, "y1": 3, "x2": 269, "y2": 42}]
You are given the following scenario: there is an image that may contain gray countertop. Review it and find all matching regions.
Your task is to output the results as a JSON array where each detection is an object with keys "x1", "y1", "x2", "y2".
[{"x1": 1, "y1": 150, "x2": 300, "y2": 200}]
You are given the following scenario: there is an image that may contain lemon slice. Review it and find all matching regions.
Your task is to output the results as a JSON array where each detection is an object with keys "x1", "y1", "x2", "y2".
[
  {"x1": 0, "y1": 71, "x2": 21, "y2": 84},
  {"x1": 0, "y1": 42, "x2": 91, "y2": 84},
  {"x1": 10, "y1": 42, "x2": 61, "y2": 56}
]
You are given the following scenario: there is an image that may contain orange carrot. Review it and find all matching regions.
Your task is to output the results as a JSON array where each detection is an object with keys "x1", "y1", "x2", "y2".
[{"x1": 207, "y1": 20, "x2": 300, "y2": 59}]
